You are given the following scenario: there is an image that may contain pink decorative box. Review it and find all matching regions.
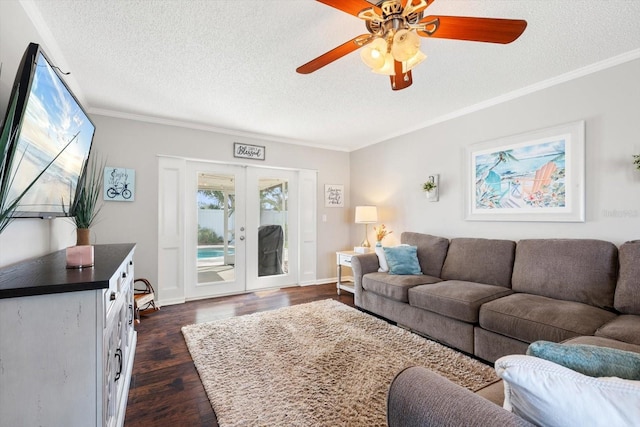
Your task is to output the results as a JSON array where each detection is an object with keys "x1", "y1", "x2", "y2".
[{"x1": 66, "y1": 245, "x2": 94, "y2": 268}]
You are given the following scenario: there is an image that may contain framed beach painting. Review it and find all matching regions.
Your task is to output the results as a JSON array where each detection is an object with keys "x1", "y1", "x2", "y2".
[{"x1": 465, "y1": 121, "x2": 585, "y2": 222}]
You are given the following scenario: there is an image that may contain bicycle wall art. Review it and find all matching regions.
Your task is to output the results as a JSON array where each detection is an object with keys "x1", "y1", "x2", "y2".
[{"x1": 104, "y1": 167, "x2": 135, "y2": 202}]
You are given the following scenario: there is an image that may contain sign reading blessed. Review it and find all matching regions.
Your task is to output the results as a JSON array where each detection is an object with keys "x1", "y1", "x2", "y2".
[{"x1": 234, "y1": 143, "x2": 265, "y2": 160}]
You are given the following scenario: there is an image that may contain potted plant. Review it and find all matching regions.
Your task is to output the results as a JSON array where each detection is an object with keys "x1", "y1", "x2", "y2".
[
  {"x1": 69, "y1": 155, "x2": 105, "y2": 245},
  {"x1": 422, "y1": 180, "x2": 437, "y2": 193},
  {"x1": 634, "y1": 154, "x2": 640, "y2": 171},
  {"x1": 422, "y1": 175, "x2": 439, "y2": 202}
]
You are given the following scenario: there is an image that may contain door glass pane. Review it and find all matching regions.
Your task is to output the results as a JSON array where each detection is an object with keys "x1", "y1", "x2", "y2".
[
  {"x1": 197, "y1": 173, "x2": 236, "y2": 284},
  {"x1": 257, "y1": 178, "x2": 288, "y2": 277}
]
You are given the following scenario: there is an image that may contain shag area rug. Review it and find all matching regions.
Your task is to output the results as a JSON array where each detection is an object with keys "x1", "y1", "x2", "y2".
[{"x1": 182, "y1": 299, "x2": 499, "y2": 426}]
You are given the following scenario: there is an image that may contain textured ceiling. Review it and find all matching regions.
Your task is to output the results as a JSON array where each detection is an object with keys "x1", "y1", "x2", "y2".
[{"x1": 20, "y1": 0, "x2": 640, "y2": 151}]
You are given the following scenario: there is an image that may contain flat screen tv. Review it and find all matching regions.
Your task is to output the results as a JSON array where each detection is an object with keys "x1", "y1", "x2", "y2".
[{"x1": 0, "y1": 42, "x2": 95, "y2": 218}]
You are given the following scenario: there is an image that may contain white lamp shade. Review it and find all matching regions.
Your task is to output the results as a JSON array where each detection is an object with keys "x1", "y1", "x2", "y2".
[{"x1": 355, "y1": 205, "x2": 378, "y2": 223}]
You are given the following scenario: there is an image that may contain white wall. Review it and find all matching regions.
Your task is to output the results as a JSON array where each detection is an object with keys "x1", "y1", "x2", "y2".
[
  {"x1": 350, "y1": 58, "x2": 640, "y2": 247},
  {"x1": 0, "y1": 0, "x2": 79, "y2": 266}
]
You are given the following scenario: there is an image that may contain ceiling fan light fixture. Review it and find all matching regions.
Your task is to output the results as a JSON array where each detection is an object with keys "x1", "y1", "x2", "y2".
[
  {"x1": 391, "y1": 29, "x2": 421, "y2": 62},
  {"x1": 403, "y1": 50, "x2": 427, "y2": 72},
  {"x1": 371, "y1": 53, "x2": 395, "y2": 75},
  {"x1": 297, "y1": 0, "x2": 527, "y2": 91},
  {"x1": 360, "y1": 37, "x2": 388, "y2": 70}
]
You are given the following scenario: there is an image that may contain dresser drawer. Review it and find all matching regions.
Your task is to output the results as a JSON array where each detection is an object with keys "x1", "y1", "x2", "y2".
[
  {"x1": 337, "y1": 252, "x2": 354, "y2": 266},
  {"x1": 104, "y1": 253, "x2": 134, "y2": 322}
]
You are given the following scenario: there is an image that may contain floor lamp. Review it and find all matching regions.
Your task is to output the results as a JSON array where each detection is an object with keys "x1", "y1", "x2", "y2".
[{"x1": 355, "y1": 205, "x2": 378, "y2": 249}]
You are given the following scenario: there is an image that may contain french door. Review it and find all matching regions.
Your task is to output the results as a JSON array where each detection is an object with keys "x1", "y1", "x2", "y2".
[{"x1": 185, "y1": 162, "x2": 298, "y2": 299}]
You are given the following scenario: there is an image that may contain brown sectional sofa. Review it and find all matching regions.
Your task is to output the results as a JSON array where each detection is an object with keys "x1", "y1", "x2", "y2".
[
  {"x1": 351, "y1": 232, "x2": 640, "y2": 363},
  {"x1": 360, "y1": 233, "x2": 640, "y2": 425}
]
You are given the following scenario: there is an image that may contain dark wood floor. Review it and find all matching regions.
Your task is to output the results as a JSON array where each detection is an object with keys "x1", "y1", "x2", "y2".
[{"x1": 124, "y1": 283, "x2": 354, "y2": 426}]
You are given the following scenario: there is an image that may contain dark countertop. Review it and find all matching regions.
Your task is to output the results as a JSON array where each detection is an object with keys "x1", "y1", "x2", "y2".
[{"x1": 0, "y1": 243, "x2": 136, "y2": 299}]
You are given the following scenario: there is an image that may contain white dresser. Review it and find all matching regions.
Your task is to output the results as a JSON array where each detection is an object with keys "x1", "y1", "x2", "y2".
[{"x1": 0, "y1": 243, "x2": 137, "y2": 427}]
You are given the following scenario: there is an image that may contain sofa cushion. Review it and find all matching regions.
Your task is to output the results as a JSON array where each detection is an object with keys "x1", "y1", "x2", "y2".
[
  {"x1": 563, "y1": 336, "x2": 640, "y2": 354},
  {"x1": 409, "y1": 281, "x2": 513, "y2": 323},
  {"x1": 441, "y1": 238, "x2": 516, "y2": 288},
  {"x1": 362, "y1": 272, "x2": 440, "y2": 303},
  {"x1": 496, "y1": 355, "x2": 640, "y2": 427},
  {"x1": 383, "y1": 245, "x2": 422, "y2": 275},
  {"x1": 511, "y1": 239, "x2": 618, "y2": 310},
  {"x1": 388, "y1": 367, "x2": 533, "y2": 427},
  {"x1": 615, "y1": 240, "x2": 640, "y2": 315},
  {"x1": 479, "y1": 293, "x2": 618, "y2": 344},
  {"x1": 595, "y1": 315, "x2": 640, "y2": 346},
  {"x1": 527, "y1": 340, "x2": 640, "y2": 380},
  {"x1": 400, "y1": 232, "x2": 449, "y2": 277}
]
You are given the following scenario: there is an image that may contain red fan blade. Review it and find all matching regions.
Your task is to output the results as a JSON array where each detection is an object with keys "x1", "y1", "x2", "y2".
[
  {"x1": 296, "y1": 35, "x2": 372, "y2": 74},
  {"x1": 316, "y1": 0, "x2": 378, "y2": 17},
  {"x1": 418, "y1": 16, "x2": 527, "y2": 44},
  {"x1": 390, "y1": 61, "x2": 413, "y2": 91}
]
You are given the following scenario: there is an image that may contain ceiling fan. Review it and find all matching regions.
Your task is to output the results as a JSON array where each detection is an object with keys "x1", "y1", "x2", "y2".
[{"x1": 296, "y1": 0, "x2": 527, "y2": 90}]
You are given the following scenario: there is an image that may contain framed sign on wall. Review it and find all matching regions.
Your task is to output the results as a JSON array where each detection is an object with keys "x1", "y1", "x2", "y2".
[
  {"x1": 234, "y1": 143, "x2": 265, "y2": 160},
  {"x1": 104, "y1": 167, "x2": 135, "y2": 201},
  {"x1": 324, "y1": 184, "x2": 344, "y2": 207}
]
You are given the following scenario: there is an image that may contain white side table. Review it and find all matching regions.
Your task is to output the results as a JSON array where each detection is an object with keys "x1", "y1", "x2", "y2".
[{"x1": 336, "y1": 251, "x2": 358, "y2": 295}]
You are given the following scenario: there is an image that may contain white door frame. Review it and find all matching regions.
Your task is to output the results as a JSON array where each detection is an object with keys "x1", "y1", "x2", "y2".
[{"x1": 157, "y1": 155, "x2": 317, "y2": 305}]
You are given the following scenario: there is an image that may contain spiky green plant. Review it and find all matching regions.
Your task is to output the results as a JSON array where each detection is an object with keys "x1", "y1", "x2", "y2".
[{"x1": 69, "y1": 155, "x2": 105, "y2": 229}]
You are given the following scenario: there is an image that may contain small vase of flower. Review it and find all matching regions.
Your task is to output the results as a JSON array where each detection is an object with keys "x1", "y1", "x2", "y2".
[{"x1": 374, "y1": 224, "x2": 393, "y2": 247}]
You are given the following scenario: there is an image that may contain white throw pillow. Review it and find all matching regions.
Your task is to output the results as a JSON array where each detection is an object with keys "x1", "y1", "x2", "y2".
[
  {"x1": 495, "y1": 355, "x2": 640, "y2": 427},
  {"x1": 375, "y1": 245, "x2": 389, "y2": 272}
]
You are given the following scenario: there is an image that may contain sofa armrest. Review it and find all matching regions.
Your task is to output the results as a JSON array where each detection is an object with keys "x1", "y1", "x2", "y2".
[
  {"x1": 350, "y1": 253, "x2": 379, "y2": 304},
  {"x1": 387, "y1": 367, "x2": 534, "y2": 427}
]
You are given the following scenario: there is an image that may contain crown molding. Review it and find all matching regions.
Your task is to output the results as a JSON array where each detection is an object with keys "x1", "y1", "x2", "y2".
[
  {"x1": 89, "y1": 108, "x2": 351, "y2": 152},
  {"x1": 354, "y1": 49, "x2": 640, "y2": 151}
]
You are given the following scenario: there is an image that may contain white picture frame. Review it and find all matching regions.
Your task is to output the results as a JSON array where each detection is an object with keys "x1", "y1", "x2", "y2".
[
  {"x1": 234, "y1": 142, "x2": 265, "y2": 160},
  {"x1": 465, "y1": 121, "x2": 585, "y2": 222},
  {"x1": 324, "y1": 184, "x2": 344, "y2": 208}
]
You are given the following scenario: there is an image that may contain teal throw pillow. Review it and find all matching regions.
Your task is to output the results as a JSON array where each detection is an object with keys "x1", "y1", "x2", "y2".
[
  {"x1": 383, "y1": 245, "x2": 422, "y2": 275},
  {"x1": 527, "y1": 340, "x2": 640, "y2": 380}
]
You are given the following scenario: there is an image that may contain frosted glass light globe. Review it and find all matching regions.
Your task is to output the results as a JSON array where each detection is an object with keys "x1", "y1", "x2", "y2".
[
  {"x1": 360, "y1": 37, "x2": 388, "y2": 70},
  {"x1": 391, "y1": 29, "x2": 421, "y2": 62}
]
